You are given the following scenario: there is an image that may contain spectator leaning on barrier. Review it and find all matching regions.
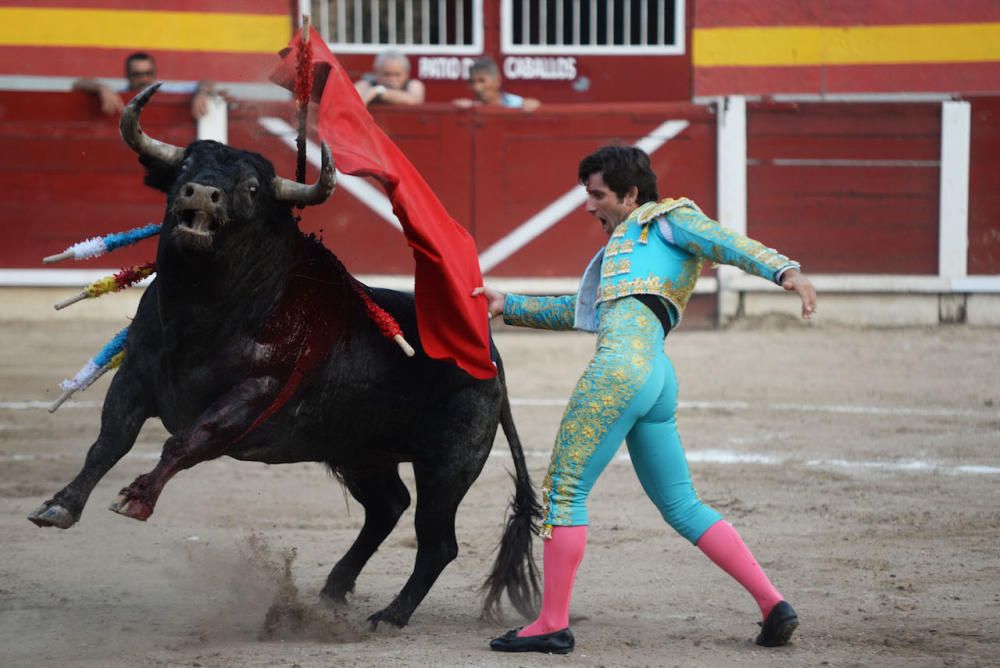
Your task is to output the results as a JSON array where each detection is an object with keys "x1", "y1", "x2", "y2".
[
  {"x1": 73, "y1": 52, "x2": 216, "y2": 120},
  {"x1": 453, "y1": 57, "x2": 540, "y2": 111},
  {"x1": 354, "y1": 50, "x2": 426, "y2": 106}
]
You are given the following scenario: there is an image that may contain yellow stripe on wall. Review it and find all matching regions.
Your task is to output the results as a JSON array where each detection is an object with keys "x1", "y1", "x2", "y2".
[
  {"x1": 0, "y1": 7, "x2": 289, "y2": 53},
  {"x1": 694, "y1": 23, "x2": 1000, "y2": 67}
]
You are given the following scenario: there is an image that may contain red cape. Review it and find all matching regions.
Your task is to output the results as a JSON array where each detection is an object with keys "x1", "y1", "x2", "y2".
[{"x1": 273, "y1": 29, "x2": 495, "y2": 380}]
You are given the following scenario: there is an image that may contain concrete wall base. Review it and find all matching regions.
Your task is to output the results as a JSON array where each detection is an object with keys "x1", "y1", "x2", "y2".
[
  {"x1": 966, "y1": 294, "x2": 1000, "y2": 325},
  {"x1": 721, "y1": 291, "x2": 1000, "y2": 327},
  {"x1": 2, "y1": 287, "x2": 999, "y2": 328},
  {"x1": 0, "y1": 287, "x2": 143, "y2": 321}
]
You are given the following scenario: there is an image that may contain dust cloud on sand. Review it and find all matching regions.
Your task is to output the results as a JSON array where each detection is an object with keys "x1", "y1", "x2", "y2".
[{"x1": 163, "y1": 531, "x2": 364, "y2": 644}]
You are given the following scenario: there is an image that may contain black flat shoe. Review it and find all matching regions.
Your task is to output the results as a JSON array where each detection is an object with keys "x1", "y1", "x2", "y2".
[
  {"x1": 755, "y1": 601, "x2": 799, "y2": 647},
  {"x1": 489, "y1": 627, "x2": 575, "y2": 654}
]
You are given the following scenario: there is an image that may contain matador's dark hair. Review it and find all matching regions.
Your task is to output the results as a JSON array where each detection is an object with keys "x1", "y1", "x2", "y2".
[{"x1": 578, "y1": 144, "x2": 659, "y2": 205}]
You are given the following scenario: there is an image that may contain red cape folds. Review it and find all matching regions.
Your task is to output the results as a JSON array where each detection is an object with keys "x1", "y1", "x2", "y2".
[{"x1": 272, "y1": 28, "x2": 495, "y2": 380}]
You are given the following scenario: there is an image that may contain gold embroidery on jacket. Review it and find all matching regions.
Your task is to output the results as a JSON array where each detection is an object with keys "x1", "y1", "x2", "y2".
[
  {"x1": 638, "y1": 224, "x2": 650, "y2": 244},
  {"x1": 504, "y1": 295, "x2": 575, "y2": 330},
  {"x1": 605, "y1": 240, "x2": 636, "y2": 258},
  {"x1": 668, "y1": 206, "x2": 793, "y2": 277},
  {"x1": 601, "y1": 258, "x2": 632, "y2": 278},
  {"x1": 591, "y1": 197, "x2": 797, "y2": 333},
  {"x1": 634, "y1": 197, "x2": 699, "y2": 224},
  {"x1": 597, "y1": 261, "x2": 703, "y2": 313}
]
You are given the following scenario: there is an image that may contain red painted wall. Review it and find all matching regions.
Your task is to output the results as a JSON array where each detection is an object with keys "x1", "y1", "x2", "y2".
[
  {"x1": 694, "y1": 0, "x2": 1000, "y2": 98},
  {"x1": 0, "y1": 91, "x2": 194, "y2": 270},
  {"x1": 747, "y1": 101, "x2": 941, "y2": 274},
  {"x1": 0, "y1": 1, "x2": 292, "y2": 83},
  {"x1": 968, "y1": 97, "x2": 1000, "y2": 275}
]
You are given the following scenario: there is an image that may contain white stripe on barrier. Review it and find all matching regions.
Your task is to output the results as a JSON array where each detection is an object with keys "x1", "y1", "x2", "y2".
[
  {"x1": 478, "y1": 119, "x2": 691, "y2": 272},
  {"x1": 939, "y1": 100, "x2": 971, "y2": 279}
]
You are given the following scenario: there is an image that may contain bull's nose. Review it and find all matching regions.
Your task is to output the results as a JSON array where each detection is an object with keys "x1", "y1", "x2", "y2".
[{"x1": 178, "y1": 182, "x2": 223, "y2": 208}]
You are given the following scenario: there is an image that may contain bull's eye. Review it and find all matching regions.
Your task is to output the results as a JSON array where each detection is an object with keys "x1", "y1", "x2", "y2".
[{"x1": 248, "y1": 185, "x2": 258, "y2": 195}]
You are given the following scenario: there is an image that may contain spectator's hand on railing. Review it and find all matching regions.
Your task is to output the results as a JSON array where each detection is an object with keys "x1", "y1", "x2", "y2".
[
  {"x1": 190, "y1": 81, "x2": 221, "y2": 120},
  {"x1": 97, "y1": 86, "x2": 125, "y2": 116},
  {"x1": 191, "y1": 91, "x2": 218, "y2": 120}
]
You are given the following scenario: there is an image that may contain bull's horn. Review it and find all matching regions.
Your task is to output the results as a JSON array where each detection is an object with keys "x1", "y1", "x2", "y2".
[
  {"x1": 119, "y1": 82, "x2": 185, "y2": 165},
  {"x1": 272, "y1": 142, "x2": 337, "y2": 207}
]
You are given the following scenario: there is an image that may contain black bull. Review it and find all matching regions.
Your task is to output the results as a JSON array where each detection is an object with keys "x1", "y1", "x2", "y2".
[{"x1": 28, "y1": 84, "x2": 541, "y2": 628}]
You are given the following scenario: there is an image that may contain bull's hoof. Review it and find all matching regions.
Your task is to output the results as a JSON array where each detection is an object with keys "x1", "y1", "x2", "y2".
[
  {"x1": 27, "y1": 502, "x2": 76, "y2": 529},
  {"x1": 319, "y1": 577, "x2": 355, "y2": 605},
  {"x1": 319, "y1": 590, "x2": 349, "y2": 607},
  {"x1": 367, "y1": 606, "x2": 409, "y2": 630},
  {"x1": 108, "y1": 494, "x2": 153, "y2": 521}
]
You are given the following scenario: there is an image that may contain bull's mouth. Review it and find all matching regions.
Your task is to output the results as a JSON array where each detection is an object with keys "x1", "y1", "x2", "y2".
[{"x1": 177, "y1": 209, "x2": 222, "y2": 237}]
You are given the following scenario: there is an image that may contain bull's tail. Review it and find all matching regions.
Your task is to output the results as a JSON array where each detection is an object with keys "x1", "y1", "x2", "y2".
[{"x1": 480, "y1": 361, "x2": 542, "y2": 622}]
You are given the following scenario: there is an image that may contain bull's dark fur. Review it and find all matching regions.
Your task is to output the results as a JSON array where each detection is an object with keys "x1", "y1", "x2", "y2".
[{"x1": 30, "y1": 136, "x2": 541, "y2": 628}]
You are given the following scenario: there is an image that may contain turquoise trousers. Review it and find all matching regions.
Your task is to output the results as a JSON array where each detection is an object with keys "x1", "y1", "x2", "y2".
[{"x1": 541, "y1": 297, "x2": 722, "y2": 543}]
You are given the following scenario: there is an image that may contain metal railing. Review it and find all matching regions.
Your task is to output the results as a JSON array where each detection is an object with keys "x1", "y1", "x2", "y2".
[
  {"x1": 307, "y1": 0, "x2": 482, "y2": 54},
  {"x1": 502, "y1": 0, "x2": 684, "y2": 55}
]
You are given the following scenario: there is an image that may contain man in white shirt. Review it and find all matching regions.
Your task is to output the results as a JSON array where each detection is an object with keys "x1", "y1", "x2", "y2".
[{"x1": 354, "y1": 50, "x2": 426, "y2": 107}]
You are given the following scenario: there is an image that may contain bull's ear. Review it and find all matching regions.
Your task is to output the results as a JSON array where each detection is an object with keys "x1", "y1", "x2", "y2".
[{"x1": 138, "y1": 154, "x2": 178, "y2": 193}]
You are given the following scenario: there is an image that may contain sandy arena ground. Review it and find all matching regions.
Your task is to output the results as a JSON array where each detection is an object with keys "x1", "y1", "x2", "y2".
[{"x1": 1, "y1": 318, "x2": 999, "y2": 667}]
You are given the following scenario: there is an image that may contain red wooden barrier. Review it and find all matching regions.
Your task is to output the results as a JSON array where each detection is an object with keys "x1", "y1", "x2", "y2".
[
  {"x1": 2, "y1": 91, "x2": 998, "y2": 282},
  {"x1": 747, "y1": 101, "x2": 941, "y2": 275},
  {"x1": 0, "y1": 93, "x2": 716, "y2": 279},
  {"x1": 0, "y1": 91, "x2": 194, "y2": 270},
  {"x1": 969, "y1": 97, "x2": 1000, "y2": 275}
]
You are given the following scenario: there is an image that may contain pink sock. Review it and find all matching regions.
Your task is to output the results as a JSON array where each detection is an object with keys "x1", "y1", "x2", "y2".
[
  {"x1": 518, "y1": 525, "x2": 587, "y2": 637},
  {"x1": 697, "y1": 520, "x2": 784, "y2": 620}
]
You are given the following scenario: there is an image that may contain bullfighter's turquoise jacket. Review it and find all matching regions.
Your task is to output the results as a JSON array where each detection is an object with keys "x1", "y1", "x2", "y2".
[{"x1": 503, "y1": 197, "x2": 800, "y2": 331}]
